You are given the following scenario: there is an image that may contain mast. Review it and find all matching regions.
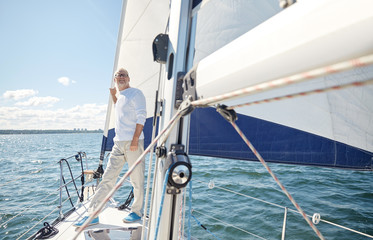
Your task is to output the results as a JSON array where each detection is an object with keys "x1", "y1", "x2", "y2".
[{"x1": 148, "y1": 0, "x2": 193, "y2": 239}]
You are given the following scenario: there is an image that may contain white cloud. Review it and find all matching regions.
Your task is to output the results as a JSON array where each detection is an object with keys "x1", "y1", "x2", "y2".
[
  {"x1": 3, "y1": 89, "x2": 38, "y2": 100},
  {"x1": 0, "y1": 104, "x2": 107, "y2": 130},
  {"x1": 58, "y1": 77, "x2": 76, "y2": 86},
  {"x1": 15, "y1": 96, "x2": 60, "y2": 107}
]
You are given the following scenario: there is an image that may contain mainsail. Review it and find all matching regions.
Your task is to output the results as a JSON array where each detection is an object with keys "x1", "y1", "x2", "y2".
[{"x1": 101, "y1": 0, "x2": 373, "y2": 170}]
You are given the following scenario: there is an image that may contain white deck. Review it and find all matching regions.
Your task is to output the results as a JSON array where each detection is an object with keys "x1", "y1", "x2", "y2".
[{"x1": 50, "y1": 188, "x2": 145, "y2": 240}]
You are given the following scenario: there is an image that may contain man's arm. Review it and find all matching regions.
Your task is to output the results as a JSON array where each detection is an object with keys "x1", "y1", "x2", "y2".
[{"x1": 110, "y1": 87, "x2": 117, "y2": 104}]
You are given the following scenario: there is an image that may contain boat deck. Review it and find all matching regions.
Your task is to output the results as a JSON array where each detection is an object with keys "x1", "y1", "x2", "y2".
[{"x1": 50, "y1": 197, "x2": 145, "y2": 239}]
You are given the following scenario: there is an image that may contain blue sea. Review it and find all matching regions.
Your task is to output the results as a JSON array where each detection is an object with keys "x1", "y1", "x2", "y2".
[{"x1": 0, "y1": 133, "x2": 372, "y2": 239}]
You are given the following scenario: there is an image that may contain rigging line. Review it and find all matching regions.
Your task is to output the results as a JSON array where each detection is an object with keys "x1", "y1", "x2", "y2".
[
  {"x1": 193, "y1": 179, "x2": 373, "y2": 239},
  {"x1": 194, "y1": 179, "x2": 286, "y2": 210},
  {"x1": 136, "y1": 71, "x2": 159, "y2": 89},
  {"x1": 72, "y1": 109, "x2": 184, "y2": 239},
  {"x1": 228, "y1": 121, "x2": 325, "y2": 240},
  {"x1": 188, "y1": 181, "x2": 192, "y2": 240},
  {"x1": 191, "y1": 215, "x2": 222, "y2": 240},
  {"x1": 146, "y1": 155, "x2": 161, "y2": 240},
  {"x1": 192, "y1": 209, "x2": 267, "y2": 240},
  {"x1": 153, "y1": 168, "x2": 170, "y2": 240},
  {"x1": 177, "y1": 188, "x2": 185, "y2": 239},
  {"x1": 0, "y1": 191, "x2": 58, "y2": 228},
  {"x1": 320, "y1": 219, "x2": 373, "y2": 239},
  {"x1": 142, "y1": 104, "x2": 161, "y2": 240},
  {"x1": 197, "y1": 175, "x2": 373, "y2": 238},
  {"x1": 191, "y1": 53, "x2": 373, "y2": 107},
  {"x1": 227, "y1": 78, "x2": 373, "y2": 110},
  {"x1": 20, "y1": 196, "x2": 72, "y2": 240},
  {"x1": 0, "y1": 152, "x2": 89, "y2": 187},
  {"x1": 122, "y1": 0, "x2": 153, "y2": 41},
  {"x1": 182, "y1": 187, "x2": 187, "y2": 239},
  {"x1": 0, "y1": 163, "x2": 56, "y2": 187}
]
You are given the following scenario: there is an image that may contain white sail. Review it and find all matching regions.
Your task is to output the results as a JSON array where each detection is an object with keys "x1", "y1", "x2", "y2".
[
  {"x1": 101, "y1": 0, "x2": 170, "y2": 156},
  {"x1": 191, "y1": 0, "x2": 373, "y2": 154}
]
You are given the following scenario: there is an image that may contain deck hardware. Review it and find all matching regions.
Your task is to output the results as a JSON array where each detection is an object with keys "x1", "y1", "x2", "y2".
[
  {"x1": 178, "y1": 96, "x2": 195, "y2": 116},
  {"x1": 152, "y1": 34, "x2": 169, "y2": 64},
  {"x1": 182, "y1": 66, "x2": 198, "y2": 102},
  {"x1": 208, "y1": 180, "x2": 215, "y2": 189},
  {"x1": 216, "y1": 104, "x2": 237, "y2": 123},
  {"x1": 166, "y1": 144, "x2": 192, "y2": 189},
  {"x1": 156, "y1": 146, "x2": 167, "y2": 158},
  {"x1": 312, "y1": 213, "x2": 321, "y2": 224}
]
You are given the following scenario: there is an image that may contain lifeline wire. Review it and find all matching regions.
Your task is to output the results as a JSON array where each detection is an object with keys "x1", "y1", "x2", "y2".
[
  {"x1": 196, "y1": 179, "x2": 373, "y2": 239},
  {"x1": 20, "y1": 197, "x2": 72, "y2": 240},
  {"x1": 188, "y1": 180, "x2": 222, "y2": 240},
  {"x1": 229, "y1": 121, "x2": 325, "y2": 240},
  {"x1": 188, "y1": 181, "x2": 192, "y2": 240},
  {"x1": 192, "y1": 209, "x2": 267, "y2": 240},
  {"x1": 191, "y1": 215, "x2": 222, "y2": 240},
  {"x1": 72, "y1": 109, "x2": 184, "y2": 239}
]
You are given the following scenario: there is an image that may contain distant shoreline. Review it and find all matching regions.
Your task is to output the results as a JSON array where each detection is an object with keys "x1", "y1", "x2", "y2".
[{"x1": 0, "y1": 129, "x2": 103, "y2": 135}]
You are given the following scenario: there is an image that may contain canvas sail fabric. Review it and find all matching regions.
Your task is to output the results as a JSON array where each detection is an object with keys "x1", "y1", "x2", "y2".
[
  {"x1": 103, "y1": 0, "x2": 373, "y2": 169},
  {"x1": 189, "y1": 0, "x2": 373, "y2": 169},
  {"x1": 101, "y1": 0, "x2": 170, "y2": 155}
]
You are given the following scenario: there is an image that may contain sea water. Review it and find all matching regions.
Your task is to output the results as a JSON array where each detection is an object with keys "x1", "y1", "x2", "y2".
[{"x1": 0, "y1": 133, "x2": 372, "y2": 240}]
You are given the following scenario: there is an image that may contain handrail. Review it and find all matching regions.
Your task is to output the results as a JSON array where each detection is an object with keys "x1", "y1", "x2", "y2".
[
  {"x1": 194, "y1": 179, "x2": 373, "y2": 239},
  {"x1": 20, "y1": 196, "x2": 72, "y2": 240},
  {"x1": 4, "y1": 152, "x2": 90, "y2": 240}
]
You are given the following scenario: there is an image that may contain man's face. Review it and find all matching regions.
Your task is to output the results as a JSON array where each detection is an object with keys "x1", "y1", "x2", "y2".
[{"x1": 115, "y1": 70, "x2": 130, "y2": 90}]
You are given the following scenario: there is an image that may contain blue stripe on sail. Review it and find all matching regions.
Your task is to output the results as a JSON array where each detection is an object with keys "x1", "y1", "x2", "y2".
[
  {"x1": 100, "y1": 108, "x2": 372, "y2": 170},
  {"x1": 192, "y1": 0, "x2": 202, "y2": 8},
  {"x1": 101, "y1": 118, "x2": 155, "y2": 155},
  {"x1": 189, "y1": 107, "x2": 373, "y2": 170},
  {"x1": 102, "y1": 128, "x2": 115, "y2": 152}
]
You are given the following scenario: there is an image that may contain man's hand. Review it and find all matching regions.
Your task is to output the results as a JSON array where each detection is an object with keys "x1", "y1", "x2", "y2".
[
  {"x1": 110, "y1": 87, "x2": 117, "y2": 103},
  {"x1": 110, "y1": 87, "x2": 117, "y2": 96},
  {"x1": 130, "y1": 138, "x2": 139, "y2": 151}
]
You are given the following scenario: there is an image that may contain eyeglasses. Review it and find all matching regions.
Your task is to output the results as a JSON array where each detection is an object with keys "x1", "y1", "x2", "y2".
[{"x1": 115, "y1": 73, "x2": 128, "y2": 77}]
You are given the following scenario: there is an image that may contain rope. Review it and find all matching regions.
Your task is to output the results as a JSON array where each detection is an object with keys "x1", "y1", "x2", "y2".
[
  {"x1": 228, "y1": 78, "x2": 373, "y2": 109},
  {"x1": 191, "y1": 53, "x2": 373, "y2": 107},
  {"x1": 192, "y1": 209, "x2": 268, "y2": 240},
  {"x1": 320, "y1": 219, "x2": 373, "y2": 239},
  {"x1": 194, "y1": 179, "x2": 286, "y2": 210},
  {"x1": 178, "y1": 188, "x2": 185, "y2": 240},
  {"x1": 228, "y1": 121, "x2": 325, "y2": 240},
  {"x1": 191, "y1": 215, "x2": 222, "y2": 240},
  {"x1": 0, "y1": 163, "x2": 55, "y2": 187},
  {"x1": 188, "y1": 181, "x2": 192, "y2": 240},
  {"x1": 0, "y1": 192, "x2": 58, "y2": 228},
  {"x1": 72, "y1": 109, "x2": 184, "y2": 239},
  {"x1": 153, "y1": 168, "x2": 170, "y2": 240},
  {"x1": 19, "y1": 196, "x2": 72, "y2": 240},
  {"x1": 196, "y1": 179, "x2": 373, "y2": 239}
]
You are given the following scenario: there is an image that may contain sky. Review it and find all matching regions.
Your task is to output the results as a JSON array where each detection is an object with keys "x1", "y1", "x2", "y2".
[{"x1": 0, "y1": 0, "x2": 123, "y2": 130}]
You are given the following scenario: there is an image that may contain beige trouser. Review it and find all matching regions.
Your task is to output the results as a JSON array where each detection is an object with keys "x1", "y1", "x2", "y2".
[{"x1": 89, "y1": 140, "x2": 145, "y2": 216}]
